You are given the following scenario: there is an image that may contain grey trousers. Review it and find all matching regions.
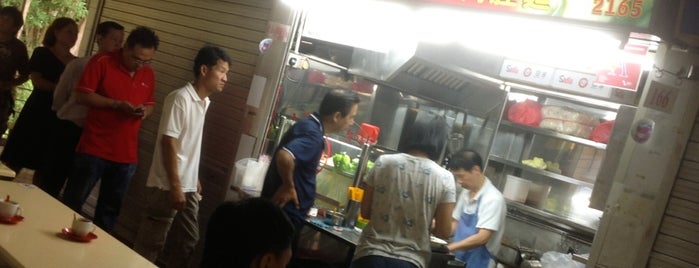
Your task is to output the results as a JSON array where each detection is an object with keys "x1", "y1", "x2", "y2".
[{"x1": 132, "y1": 187, "x2": 200, "y2": 268}]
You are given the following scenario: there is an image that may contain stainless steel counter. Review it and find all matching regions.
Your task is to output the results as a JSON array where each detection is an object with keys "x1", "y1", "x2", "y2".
[{"x1": 299, "y1": 218, "x2": 457, "y2": 268}]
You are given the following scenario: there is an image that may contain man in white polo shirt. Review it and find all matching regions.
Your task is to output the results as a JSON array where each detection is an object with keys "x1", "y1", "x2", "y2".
[{"x1": 132, "y1": 46, "x2": 232, "y2": 267}]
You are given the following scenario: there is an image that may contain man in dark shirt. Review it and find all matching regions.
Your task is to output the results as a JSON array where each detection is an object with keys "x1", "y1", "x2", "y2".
[
  {"x1": 261, "y1": 89, "x2": 359, "y2": 230},
  {"x1": 0, "y1": 6, "x2": 29, "y2": 137}
]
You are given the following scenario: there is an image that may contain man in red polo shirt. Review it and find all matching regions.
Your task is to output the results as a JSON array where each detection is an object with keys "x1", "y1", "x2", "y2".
[{"x1": 62, "y1": 26, "x2": 159, "y2": 232}]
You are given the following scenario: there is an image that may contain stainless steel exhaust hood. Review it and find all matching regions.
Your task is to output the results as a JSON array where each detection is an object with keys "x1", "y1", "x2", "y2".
[{"x1": 349, "y1": 42, "x2": 508, "y2": 118}]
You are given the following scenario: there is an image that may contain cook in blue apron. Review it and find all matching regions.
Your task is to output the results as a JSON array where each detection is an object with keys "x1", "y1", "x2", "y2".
[{"x1": 453, "y1": 197, "x2": 494, "y2": 268}]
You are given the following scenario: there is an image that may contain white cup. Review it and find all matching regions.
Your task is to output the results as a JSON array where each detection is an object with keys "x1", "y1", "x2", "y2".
[
  {"x1": 0, "y1": 201, "x2": 20, "y2": 219},
  {"x1": 71, "y1": 218, "x2": 96, "y2": 237}
]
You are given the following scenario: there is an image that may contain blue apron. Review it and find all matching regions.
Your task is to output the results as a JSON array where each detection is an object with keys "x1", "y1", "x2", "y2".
[{"x1": 453, "y1": 197, "x2": 493, "y2": 268}]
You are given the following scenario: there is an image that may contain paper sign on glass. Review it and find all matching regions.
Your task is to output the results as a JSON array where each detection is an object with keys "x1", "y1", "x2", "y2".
[{"x1": 247, "y1": 75, "x2": 266, "y2": 108}]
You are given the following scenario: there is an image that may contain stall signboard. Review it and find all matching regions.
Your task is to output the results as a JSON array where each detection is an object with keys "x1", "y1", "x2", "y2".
[
  {"x1": 499, "y1": 59, "x2": 555, "y2": 86},
  {"x1": 500, "y1": 59, "x2": 616, "y2": 99},
  {"x1": 423, "y1": 0, "x2": 654, "y2": 28},
  {"x1": 552, "y1": 69, "x2": 612, "y2": 98}
]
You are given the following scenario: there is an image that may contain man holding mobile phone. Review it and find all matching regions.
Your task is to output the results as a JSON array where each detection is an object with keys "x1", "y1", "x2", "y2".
[{"x1": 62, "y1": 26, "x2": 159, "y2": 232}]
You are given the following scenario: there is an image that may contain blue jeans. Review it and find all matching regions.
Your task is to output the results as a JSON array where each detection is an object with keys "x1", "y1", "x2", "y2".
[
  {"x1": 351, "y1": 255, "x2": 418, "y2": 268},
  {"x1": 62, "y1": 153, "x2": 136, "y2": 231}
]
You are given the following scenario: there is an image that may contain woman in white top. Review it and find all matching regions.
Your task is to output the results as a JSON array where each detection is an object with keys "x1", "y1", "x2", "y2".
[{"x1": 352, "y1": 113, "x2": 456, "y2": 268}]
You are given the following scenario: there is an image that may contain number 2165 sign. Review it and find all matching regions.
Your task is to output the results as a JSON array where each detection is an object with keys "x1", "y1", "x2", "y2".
[{"x1": 644, "y1": 81, "x2": 679, "y2": 114}]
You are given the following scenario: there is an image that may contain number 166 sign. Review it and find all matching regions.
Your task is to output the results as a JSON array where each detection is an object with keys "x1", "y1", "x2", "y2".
[{"x1": 644, "y1": 81, "x2": 679, "y2": 114}]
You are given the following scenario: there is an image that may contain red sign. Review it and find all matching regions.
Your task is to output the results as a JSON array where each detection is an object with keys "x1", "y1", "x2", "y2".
[
  {"x1": 594, "y1": 62, "x2": 642, "y2": 91},
  {"x1": 594, "y1": 44, "x2": 646, "y2": 91}
]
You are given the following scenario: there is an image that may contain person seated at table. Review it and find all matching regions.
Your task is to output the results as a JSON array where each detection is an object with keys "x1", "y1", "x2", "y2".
[{"x1": 201, "y1": 197, "x2": 295, "y2": 268}]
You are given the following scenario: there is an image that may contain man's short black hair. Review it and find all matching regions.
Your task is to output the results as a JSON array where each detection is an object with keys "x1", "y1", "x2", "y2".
[
  {"x1": 192, "y1": 46, "x2": 232, "y2": 78},
  {"x1": 0, "y1": 6, "x2": 23, "y2": 32},
  {"x1": 125, "y1": 26, "x2": 159, "y2": 50},
  {"x1": 401, "y1": 113, "x2": 449, "y2": 161},
  {"x1": 95, "y1": 21, "x2": 124, "y2": 37},
  {"x1": 318, "y1": 89, "x2": 360, "y2": 117},
  {"x1": 446, "y1": 149, "x2": 484, "y2": 172},
  {"x1": 201, "y1": 198, "x2": 295, "y2": 267}
]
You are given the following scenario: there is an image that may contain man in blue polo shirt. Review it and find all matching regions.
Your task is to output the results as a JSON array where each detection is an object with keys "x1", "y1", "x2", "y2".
[{"x1": 261, "y1": 89, "x2": 359, "y2": 230}]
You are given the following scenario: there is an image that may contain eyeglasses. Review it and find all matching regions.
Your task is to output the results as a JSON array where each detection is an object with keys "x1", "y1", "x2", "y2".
[{"x1": 131, "y1": 55, "x2": 152, "y2": 65}]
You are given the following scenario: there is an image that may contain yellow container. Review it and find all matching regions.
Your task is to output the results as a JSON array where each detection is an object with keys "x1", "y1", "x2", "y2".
[
  {"x1": 356, "y1": 216, "x2": 369, "y2": 229},
  {"x1": 348, "y1": 186, "x2": 364, "y2": 201}
]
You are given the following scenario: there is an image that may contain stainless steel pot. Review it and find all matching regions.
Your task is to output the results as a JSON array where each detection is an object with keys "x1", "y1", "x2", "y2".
[{"x1": 496, "y1": 245, "x2": 521, "y2": 267}]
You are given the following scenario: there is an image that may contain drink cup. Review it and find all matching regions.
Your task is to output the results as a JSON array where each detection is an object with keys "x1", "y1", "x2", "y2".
[
  {"x1": 332, "y1": 212, "x2": 345, "y2": 226},
  {"x1": 71, "y1": 218, "x2": 96, "y2": 237},
  {"x1": 0, "y1": 201, "x2": 20, "y2": 219}
]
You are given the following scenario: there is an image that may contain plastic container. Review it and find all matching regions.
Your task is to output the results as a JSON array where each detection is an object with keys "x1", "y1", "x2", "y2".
[
  {"x1": 526, "y1": 183, "x2": 552, "y2": 209},
  {"x1": 356, "y1": 218, "x2": 368, "y2": 229},
  {"x1": 233, "y1": 158, "x2": 269, "y2": 197},
  {"x1": 503, "y1": 175, "x2": 531, "y2": 203}
]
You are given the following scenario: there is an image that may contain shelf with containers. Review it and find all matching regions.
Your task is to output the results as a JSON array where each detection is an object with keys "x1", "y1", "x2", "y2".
[{"x1": 487, "y1": 84, "x2": 628, "y2": 236}]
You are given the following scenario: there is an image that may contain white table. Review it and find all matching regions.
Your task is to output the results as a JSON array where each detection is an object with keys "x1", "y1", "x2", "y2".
[{"x1": 0, "y1": 181, "x2": 156, "y2": 268}]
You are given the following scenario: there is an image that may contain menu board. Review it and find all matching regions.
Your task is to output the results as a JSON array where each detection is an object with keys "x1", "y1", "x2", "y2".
[{"x1": 423, "y1": 0, "x2": 654, "y2": 29}]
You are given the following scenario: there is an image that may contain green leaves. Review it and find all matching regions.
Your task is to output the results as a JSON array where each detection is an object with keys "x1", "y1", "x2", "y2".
[
  {"x1": 332, "y1": 152, "x2": 352, "y2": 174},
  {"x1": 331, "y1": 152, "x2": 374, "y2": 174},
  {"x1": 5, "y1": 0, "x2": 88, "y2": 49}
]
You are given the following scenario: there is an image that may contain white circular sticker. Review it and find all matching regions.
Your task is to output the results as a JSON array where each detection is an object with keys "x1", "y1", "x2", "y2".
[
  {"x1": 258, "y1": 38, "x2": 273, "y2": 54},
  {"x1": 632, "y1": 118, "x2": 654, "y2": 143}
]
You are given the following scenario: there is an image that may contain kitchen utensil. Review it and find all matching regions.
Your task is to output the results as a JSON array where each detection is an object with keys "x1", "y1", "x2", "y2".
[
  {"x1": 71, "y1": 217, "x2": 96, "y2": 237},
  {"x1": 60, "y1": 228, "x2": 98, "y2": 243},
  {"x1": 0, "y1": 215, "x2": 23, "y2": 224},
  {"x1": 448, "y1": 133, "x2": 464, "y2": 153},
  {"x1": 0, "y1": 200, "x2": 20, "y2": 219}
]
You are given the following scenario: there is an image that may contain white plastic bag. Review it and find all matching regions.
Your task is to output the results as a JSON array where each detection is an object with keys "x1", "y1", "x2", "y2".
[
  {"x1": 235, "y1": 156, "x2": 270, "y2": 197},
  {"x1": 539, "y1": 106, "x2": 599, "y2": 137},
  {"x1": 540, "y1": 251, "x2": 584, "y2": 268}
]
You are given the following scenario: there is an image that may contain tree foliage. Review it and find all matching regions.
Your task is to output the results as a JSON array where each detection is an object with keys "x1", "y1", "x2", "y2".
[
  {"x1": 4, "y1": 0, "x2": 88, "y2": 49},
  {"x1": 0, "y1": 0, "x2": 88, "y2": 136}
]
